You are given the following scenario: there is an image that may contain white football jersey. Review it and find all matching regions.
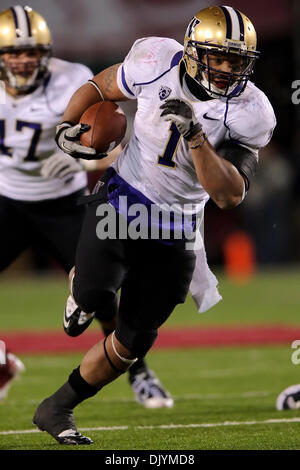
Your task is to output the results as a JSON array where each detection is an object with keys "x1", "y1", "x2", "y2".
[
  {"x1": 115, "y1": 37, "x2": 277, "y2": 217},
  {"x1": 0, "y1": 58, "x2": 92, "y2": 201}
]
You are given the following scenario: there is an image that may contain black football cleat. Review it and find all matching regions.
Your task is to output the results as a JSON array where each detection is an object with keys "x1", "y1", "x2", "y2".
[
  {"x1": 33, "y1": 397, "x2": 93, "y2": 445},
  {"x1": 63, "y1": 295, "x2": 95, "y2": 337},
  {"x1": 276, "y1": 384, "x2": 300, "y2": 410},
  {"x1": 49, "y1": 429, "x2": 93, "y2": 445}
]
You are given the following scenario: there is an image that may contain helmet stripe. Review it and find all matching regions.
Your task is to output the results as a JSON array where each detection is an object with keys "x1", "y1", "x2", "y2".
[
  {"x1": 234, "y1": 9, "x2": 245, "y2": 41},
  {"x1": 223, "y1": 6, "x2": 241, "y2": 41},
  {"x1": 10, "y1": 7, "x2": 20, "y2": 37},
  {"x1": 23, "y1": 7, "x2": 32, "y2": 37},
  {"x1": 11, "y1": 5, "x2": 31, "y2": 39},
  {"x1": 220, "y1": 6, "x2": 232, "y2": 39}
]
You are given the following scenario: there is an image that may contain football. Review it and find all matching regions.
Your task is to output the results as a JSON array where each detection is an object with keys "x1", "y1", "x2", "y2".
[{"x1": 79, "y1": 101, "x2": 127, "y2": 154}]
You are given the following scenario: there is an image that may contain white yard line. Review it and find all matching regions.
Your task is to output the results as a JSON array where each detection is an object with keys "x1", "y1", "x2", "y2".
[
  {"x1": 1, "y1": 417, "x2": 300, "y2": 436},
  {"x1": 136, "y1": 417, "x2": 300, "y2": 429},
  {"x1": 2, "y1": 390, "x2": 272, "y2": 406}
]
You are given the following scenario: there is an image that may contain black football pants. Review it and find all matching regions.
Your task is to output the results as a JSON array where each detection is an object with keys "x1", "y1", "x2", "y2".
[
  {"x1": 0, "y1": 191, "x2": 86, "y2": 273},
  {"x1": 72, "y1": 199, "x2": 196, "y2": 357}
]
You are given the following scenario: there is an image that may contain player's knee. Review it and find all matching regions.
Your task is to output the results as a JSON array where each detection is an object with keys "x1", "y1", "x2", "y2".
[
  {"x1": 94, "y1": 295, "x2": 119, "y2": 322},
  {"x1": 115, "y1": 324, "x2": 158, "y2": 358},
  {"x1": 73, "y1": 281, "x2": 117, "y2": 315}
]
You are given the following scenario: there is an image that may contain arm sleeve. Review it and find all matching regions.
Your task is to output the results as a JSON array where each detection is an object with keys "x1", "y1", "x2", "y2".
[{"x1": 216, "y1": 141, "x2": 258, "y2": 191}]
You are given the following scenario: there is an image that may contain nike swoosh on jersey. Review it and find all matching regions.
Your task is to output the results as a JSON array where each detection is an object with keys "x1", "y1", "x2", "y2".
[{"x1": 203, "y1": 112, "x2": 220, "y2": 121}]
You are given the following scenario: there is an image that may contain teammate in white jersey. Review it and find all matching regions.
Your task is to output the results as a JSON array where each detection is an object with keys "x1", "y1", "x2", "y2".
[
  {"x1": 33, "y1": 6, "x2": 276, "y2": 445},
  {"x1": 0, "y1": 5, "x2": 172, "y2": 408}
]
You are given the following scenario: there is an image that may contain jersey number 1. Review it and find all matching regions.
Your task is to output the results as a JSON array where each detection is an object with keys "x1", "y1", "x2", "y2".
[{"x1": 157, "y1": 122, "x2": 182, "y2": 169}]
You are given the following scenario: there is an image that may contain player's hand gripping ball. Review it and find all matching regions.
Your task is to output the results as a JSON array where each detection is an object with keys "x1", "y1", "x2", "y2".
[{"x1": 79, "y1": 101, "x2": 127, "y2": 154}]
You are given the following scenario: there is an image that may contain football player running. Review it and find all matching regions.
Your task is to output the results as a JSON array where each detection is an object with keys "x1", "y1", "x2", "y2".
[
  {"x1": 33, "y1": 5, "x2": 276, "y2": 444},
  {"x1": 0, "y1": 5, "x2": 172, "y2": 409}
]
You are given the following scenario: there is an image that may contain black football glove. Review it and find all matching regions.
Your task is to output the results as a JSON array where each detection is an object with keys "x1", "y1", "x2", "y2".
[{"x1": 160, "y1": 98, "x2": 202, "y2": 140}]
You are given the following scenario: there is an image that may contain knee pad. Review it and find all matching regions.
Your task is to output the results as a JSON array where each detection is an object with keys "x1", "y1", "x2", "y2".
[{"x1": 115, "y1": 321, "x2": 158, "y2": 358}]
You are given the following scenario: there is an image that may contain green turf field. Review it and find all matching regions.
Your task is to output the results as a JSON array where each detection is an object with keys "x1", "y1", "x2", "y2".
[
  {"x1": 1, "y1": 268, "x2": 300, "y2": 450},
  {"x1": 1, "y1": 267, "x2": 300, "y2": 330}
]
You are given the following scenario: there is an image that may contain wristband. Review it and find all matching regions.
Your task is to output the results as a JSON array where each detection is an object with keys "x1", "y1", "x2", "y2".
[{"x1": 188, "y1": 130, "x2": 207, "y2": 149}]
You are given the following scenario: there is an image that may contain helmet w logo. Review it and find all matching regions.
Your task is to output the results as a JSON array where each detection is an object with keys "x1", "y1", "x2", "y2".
[
  {"x1": 186, "y1": 17, "x2": 200, "y2": 38},
  {"x1": 159, "y1": 86, "x2": 172, "y2": 101}
]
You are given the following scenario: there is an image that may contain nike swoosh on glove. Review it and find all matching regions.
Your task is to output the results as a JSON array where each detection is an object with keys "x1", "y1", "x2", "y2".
[
  {"x1": 55, "y1": 122, "x2": 106, "y2": 160},
  {"x1": 159, "y1": 98, "x2": 202, "y2": 140}
]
